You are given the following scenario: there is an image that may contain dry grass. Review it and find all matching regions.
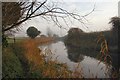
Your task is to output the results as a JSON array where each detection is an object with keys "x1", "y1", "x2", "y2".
[
  {"x1": 21, "y1": 38, "x2": 83, "y2": 78},
  {"x1": 96, "y1": 33, "x2": 112, "y2": 66}
]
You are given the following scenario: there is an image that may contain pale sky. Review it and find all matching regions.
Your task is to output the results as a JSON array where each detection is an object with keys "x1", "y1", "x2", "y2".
[{"x1": 14, "y1": 0, "x2": 120, "y2": 37}]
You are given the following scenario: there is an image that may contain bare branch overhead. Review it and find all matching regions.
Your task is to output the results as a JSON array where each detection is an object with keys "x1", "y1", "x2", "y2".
[{"x1": 3, "y1": 0, "x2": 95, "y2": 32}]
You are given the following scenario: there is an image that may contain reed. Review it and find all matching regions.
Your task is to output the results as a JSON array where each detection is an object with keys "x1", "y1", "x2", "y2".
[{"x1": 21, "y1": 38, "x2": 84, "y2": 78}]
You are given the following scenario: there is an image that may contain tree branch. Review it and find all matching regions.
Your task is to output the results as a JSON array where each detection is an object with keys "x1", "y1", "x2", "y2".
[{"x1": 3, "y1": 1, "x2": 95, "y2": 32}]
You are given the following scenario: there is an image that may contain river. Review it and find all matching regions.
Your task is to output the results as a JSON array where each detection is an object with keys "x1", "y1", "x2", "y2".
[{"x1": 39, "y1": 41, "x2": 117, "y2": 78}]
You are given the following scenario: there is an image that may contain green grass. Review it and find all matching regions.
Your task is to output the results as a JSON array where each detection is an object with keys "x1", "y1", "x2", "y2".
[
  {"x1": 2, "y1": 45, "x2": 24, "y2": 78},
  {"x1": 2, "y1": 42, "x2": 33, "y2": 78},
  {"x1": 7, "y1": 37, "x2": 28, "y2": 43}
]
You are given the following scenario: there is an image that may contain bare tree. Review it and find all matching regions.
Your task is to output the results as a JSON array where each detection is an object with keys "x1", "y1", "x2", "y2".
[{"x1": 2, "y1": 0, "x2": 95, "y2": 33}]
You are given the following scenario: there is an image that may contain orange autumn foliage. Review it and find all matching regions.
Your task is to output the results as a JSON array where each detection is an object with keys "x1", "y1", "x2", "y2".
[{"x1": 20, "y1": 37, "x2": 83, "y2": 78}]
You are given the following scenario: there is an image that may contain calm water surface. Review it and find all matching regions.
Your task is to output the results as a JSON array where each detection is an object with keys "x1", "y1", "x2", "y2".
[{"x1": 39, "y1": 41, "x2": 111, "y2": 78}]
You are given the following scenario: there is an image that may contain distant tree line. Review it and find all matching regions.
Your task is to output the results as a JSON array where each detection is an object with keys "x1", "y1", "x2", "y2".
[{"x1": 64, "y1": 17, "x2": 120, "y2": 49}]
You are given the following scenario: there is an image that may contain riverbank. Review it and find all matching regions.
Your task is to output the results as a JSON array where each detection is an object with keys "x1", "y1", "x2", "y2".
[
  {"x1": 3, "y1": 35, "x2": 119, "y2": 78},
  {"x1": 2, "y1": 37, "x2": 83, "y2": 78},
  {"x1": 64, "y1": 30, "x2": 118, "y2": 53}
]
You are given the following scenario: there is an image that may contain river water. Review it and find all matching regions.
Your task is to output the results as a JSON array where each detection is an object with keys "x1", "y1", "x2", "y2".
[{"x1": 39, "y1": 41, "x2": 112, "y2": 78}]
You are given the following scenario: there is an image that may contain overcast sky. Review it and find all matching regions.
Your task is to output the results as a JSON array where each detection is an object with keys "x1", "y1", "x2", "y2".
[{"x1": 15, "y1": 0, "x2": 119, "y2": 37}]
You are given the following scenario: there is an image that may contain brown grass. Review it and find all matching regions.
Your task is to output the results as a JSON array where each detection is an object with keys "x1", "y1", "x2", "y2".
[
  {"x1": 20, "y1": 37, "x2": 83, "y2": 78},
  {"x1": 96, "y1": 33, "x2": 112, "y2": 66}
]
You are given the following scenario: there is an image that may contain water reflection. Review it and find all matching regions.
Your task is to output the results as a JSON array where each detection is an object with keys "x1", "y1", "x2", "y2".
[
  {"x1": 67, "y1": 46, "x2": 84, "y2": 62},
  {"x1": 65, "y1": 42, "x2": 119, "y2": 77},
  {"x1": 39, "y1": 41, "x2": 111, "y2": 78}
]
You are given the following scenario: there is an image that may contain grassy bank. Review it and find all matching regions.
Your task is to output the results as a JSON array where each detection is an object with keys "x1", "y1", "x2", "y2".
[
  {"x1": 2, "y1": 44, "x2": 24, "y2": 78},
  {"x1": 3, "y1": 37, "x2": 83, "y2": 78},
  {"x1": 19, "y1": 38, "x2": 83, "y2": 78}
]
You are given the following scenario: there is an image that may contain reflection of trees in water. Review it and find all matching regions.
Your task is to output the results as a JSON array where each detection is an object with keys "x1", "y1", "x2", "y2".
[
  {"x1": 110, "y1": 53, "x2": 120, "y2": 75},
  {"x1": 66, "y1": 46, "x2": 84, "y2": 63},
  {"x1": 68, "y1": 52, "x2": 84, "y2": 63},
  {"x1": 65, "y1": 43, "x2": 119, "y2": 76},
  {"x1": 65, "y1": 44, "x2": 98, "y2": 63}
]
